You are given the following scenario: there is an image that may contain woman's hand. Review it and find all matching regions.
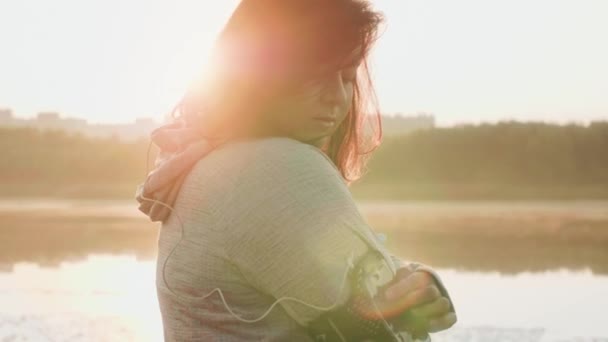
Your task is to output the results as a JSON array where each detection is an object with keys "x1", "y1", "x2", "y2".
[{"x1": 380, "y1": 269, "x2": 457, "y2": 337}]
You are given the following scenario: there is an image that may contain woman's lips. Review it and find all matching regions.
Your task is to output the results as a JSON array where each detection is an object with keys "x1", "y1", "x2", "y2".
[{"x1": 313, "y1": 116, "x2": 337, "y2": 124}]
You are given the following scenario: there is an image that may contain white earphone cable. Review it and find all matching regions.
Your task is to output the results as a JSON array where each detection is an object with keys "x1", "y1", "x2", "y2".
[
  {"x1": 140, "y1": 194, "x2": 358, "y2": 323},
  {"x1": 140, "y1": 140, "x2": 358, "y2": 323}
]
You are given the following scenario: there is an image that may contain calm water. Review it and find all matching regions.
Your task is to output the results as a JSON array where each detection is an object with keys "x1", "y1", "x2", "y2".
[{"x1": 1, "y1": 199, "x2": 607, "y2": 342}]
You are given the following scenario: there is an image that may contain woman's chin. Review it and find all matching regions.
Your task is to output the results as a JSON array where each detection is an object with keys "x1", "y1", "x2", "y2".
[{"x1": 298, "y1": 134, "x2": 330, "y2": 148}]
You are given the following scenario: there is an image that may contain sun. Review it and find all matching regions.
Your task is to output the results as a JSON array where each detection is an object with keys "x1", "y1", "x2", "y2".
[{"x1": 131, "y1": 1, "x2": 240, "y2": 124}]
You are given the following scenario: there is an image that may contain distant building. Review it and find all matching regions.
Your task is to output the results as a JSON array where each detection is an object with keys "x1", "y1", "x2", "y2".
[
  {"x1": 0, "y1": 108, "x2": 27, "y2": 128},
  {"x1": 0, "y1": 108, "x2": 158, "y2": 141},
  {"x1": 37, "y1": 112, "x2": 61, "y2": 122},
  {"x1": 1, "y1": 107, "x2": 436, "y2": 140},
  {"x1": 0, "y1": 108, "x2": 14, "y2": 124}
]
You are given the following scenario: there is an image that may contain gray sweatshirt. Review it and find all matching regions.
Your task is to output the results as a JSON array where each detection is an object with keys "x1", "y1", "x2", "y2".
[{"x1": 155, "y1": 137, "x2": 452, "y2": 341}]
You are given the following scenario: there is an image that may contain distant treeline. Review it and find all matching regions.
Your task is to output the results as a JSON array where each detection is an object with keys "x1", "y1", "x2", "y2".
[
  {"x1": 351, "y1": 121, "x2": 608, "y2": 199},
  {"x1": 365, "y1": 121, "x2": 608, "y2": 185},
  {"x1": 0, "y1": 128, "x2": 151, "y2": 183},
  {"x1": 1, "y1": 121, "x2": 607, "y2": 199}
]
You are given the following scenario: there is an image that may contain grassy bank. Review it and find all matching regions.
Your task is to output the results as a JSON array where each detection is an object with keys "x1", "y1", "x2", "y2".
[
  {"x1": 350, "y1": 181, "x2": 608, "y2": 201},
  {"x1": 0, "y1": 182, "x2": 139, "y2": 199}
]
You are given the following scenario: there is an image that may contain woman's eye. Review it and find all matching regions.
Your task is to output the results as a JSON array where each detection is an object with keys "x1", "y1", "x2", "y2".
[{"x1": 297, "y1": 69, "x2": 356, "y2": 90}]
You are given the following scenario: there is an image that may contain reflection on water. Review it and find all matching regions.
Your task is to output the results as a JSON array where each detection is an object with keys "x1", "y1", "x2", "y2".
[
  {"x1": 2, "y1": 199, "x2": 607, "y2": 275},
  {"x1": 2, "y1": 256, "x2": 607, "y2": 341},
  {"x1": 0, "y1": 255, "x2": 162, "y2": 342},
  {"x1": 1, "y1": 199, "x2": 608, "y2": 341},
  {"x1": 0, "y1": 217, "x2": 157, "y2": 270}
]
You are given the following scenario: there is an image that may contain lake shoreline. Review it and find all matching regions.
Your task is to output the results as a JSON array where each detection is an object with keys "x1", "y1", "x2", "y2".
[
  {"x1": 4, "y1": 182, "x2": 608, "y2": 201},
  {"x1": 2, "y1": 198, "x2": 607, "y2": 275}
]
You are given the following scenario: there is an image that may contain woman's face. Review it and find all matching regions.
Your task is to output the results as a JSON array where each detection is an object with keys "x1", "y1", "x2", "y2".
[{"x1": 260, "y1": 63, "x2": 359, "y2": 148}]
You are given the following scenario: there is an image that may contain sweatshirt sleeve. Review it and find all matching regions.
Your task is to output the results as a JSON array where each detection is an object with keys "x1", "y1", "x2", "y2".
[{"x1": 221, "y1": 138, "x2": 388, "y2": 327}]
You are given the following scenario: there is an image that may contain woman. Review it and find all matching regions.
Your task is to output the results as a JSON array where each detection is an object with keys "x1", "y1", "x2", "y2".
[{"x1": 135, "y1": 0, "x2": 456, "y2": 341}]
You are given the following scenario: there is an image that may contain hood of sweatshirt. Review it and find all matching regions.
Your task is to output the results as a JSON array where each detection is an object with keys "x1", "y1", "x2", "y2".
[{"x1": 134, "y1": 114, "x2": 218, "y2": 223}]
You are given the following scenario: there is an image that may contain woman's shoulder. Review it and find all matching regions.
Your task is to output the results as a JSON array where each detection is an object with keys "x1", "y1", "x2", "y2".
[
  {"x1": 202, "y1": 137, "x2": 336, "y2": 174},
  {"x1": 184, "y1": 137, "x2": 340, "y2": 199},
  {"x1": 216, "y1": 136, "x2": 319, "y2": 158}
]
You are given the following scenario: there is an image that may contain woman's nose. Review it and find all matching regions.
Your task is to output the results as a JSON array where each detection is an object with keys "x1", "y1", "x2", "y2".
[{"x1": 320, "y1": 72, "x2": 348, "y2": 108}]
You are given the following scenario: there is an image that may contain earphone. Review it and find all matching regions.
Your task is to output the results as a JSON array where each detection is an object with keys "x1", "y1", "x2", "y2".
[{"x1": 139, "y1": 139, "x2": 397, "y2": 339}]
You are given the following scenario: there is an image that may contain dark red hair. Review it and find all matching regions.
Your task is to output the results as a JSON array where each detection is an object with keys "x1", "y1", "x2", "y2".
[{"x1": 173, "y1": 0, "x2": 384, "y2": 185}]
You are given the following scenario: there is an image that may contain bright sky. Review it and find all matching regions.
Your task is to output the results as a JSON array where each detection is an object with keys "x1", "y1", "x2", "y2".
[{"x1": 1, "y1": 0, "x2": 606, "y2": 126}]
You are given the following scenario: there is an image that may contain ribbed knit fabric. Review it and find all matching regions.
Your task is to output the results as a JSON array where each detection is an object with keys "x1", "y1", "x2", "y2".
[{"x1": 154, "y1": 137, "x2": 450, "y2": 341}]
